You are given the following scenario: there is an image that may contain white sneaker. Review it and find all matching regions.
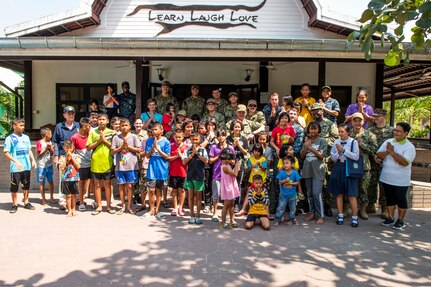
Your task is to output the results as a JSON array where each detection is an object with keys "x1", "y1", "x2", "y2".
[{"x1": 78, "y1": 204, "x2": 86, "y2": 211}]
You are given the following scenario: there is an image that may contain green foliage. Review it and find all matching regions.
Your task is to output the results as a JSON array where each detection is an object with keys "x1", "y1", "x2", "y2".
[
  {"x1": 0, "y1": 89, "x2": 16, "y2": 138},
  {"x1": 383, "y1": 96, "x2": 431, "y2": 138},
  {"x1": 347, "y1": 0, "x2": 431, "y2": 66}
]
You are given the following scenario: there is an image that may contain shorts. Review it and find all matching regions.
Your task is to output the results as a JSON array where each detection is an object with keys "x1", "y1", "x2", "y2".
[
  {"x1": 183, "y1": 180, "x2": 205, "y2": 191},
  {"x1": 79, "y1": 167, "x2": 92, "y2": 181},
  {"x1": 147, "y1": 179, "x2": 168, "y2": 189},
  {"x1": 380, "y1": 182, "x2": 409, "y2": 209},
  {"x1": 10, "y1": 171, "x2": 31, "y2": 192},
  {"x1": 110, "y1": 165, "x2": 116, "y2": 179},
  {"x1": 116, "y1": 170, "x2": 138, "y2": 184},
  {"x1": 36, "y1": 166, "x2": 54, "y2": 184},
  {"x1": 169, "y1": 176, "x2": 185, "y2": 189},
  {"x1": 62, "y1": 181, "x2": 79, "y2": 195},
  {"x1": 246, "y1": 214, "x2": 268, "y2": 222},
  {"x1": 212, "y1": 179, "x2": 221, "y2": 202},
  {"x1": 92, "y1": 170, "x2": 112, "y2": 181}
]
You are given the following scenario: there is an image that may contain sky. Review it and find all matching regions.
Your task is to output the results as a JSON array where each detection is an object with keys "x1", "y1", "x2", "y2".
[{"x1": 0, "y1": 0, "x2": 370, "y2": 37}]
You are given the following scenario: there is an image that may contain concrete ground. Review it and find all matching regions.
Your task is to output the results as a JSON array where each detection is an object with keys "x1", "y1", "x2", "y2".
[{"x1": 0, "y1": 191, "x2": 430, "y2": 287}]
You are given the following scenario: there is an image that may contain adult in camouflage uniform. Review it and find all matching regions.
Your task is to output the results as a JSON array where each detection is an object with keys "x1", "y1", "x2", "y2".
[
  {"x1": 182, "y1": 85, "x2": 205, "y2": 118},
  {"x1": 201, "y1": 98, "x2": 226, "y2": 128},
  {"x1": 246, "y1": 99, "x2": 266, "y2": 127},
  {"x1": 132, "y1": 118, "x2": 149, "y2": 211},
  {"x1": 225, "y1": 104, "x2": 265, "y2": 141},
  {"x1": 349, "y1": 113, "x2": 378, "y2": 220},
  {"x1": 310, "y1": 103, "x2": 339, "y2": 217},
  {"x1": 367, "y1": 108, "x2": 394, "y2": 218},
  {"x1": 155, "y1": 81, "x2": 179, "y2": 114},
  {"x1": 211, "y1": 88, "x2": 229, "y2": 114},
  {"x1": 223, "y1": 92, "x2": 239, "y2": 123}
]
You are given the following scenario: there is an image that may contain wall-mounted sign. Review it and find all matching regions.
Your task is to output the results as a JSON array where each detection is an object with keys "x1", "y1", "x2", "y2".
[{"x1": 127, "y1": 1, "x2": 267, "y2": 36}]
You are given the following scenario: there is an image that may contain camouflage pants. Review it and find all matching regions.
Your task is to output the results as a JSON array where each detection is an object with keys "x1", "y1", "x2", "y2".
[
  {"x1": 357, "y1": 170, "x2": 371, "y2": 206},
  {"x1": 322, "y1": 156, "x2": 333, "y2": 208},
  {"x1": 368, "y1": 165, "x2": 386, "y2": 206},
  {"x1": 133, "y1": 169, "x2": 148, "y2": 195}
]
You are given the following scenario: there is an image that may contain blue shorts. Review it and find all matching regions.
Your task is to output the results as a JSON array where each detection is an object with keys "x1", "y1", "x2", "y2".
[
  {"x1": 36, "y1": 166, "x2": 54, "y2": 184},
  {"x1": 116, "y1": 170, "x2": 138, "y2": 184}
]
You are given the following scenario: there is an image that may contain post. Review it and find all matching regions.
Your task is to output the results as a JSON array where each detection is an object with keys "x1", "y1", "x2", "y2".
[{"x1": 24, "y1": 61, "x2": 32, "y2": 129}]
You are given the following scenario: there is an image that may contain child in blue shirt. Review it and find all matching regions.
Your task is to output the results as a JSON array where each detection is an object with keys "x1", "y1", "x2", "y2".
[
  {"x1": 275, "y1": 156, "x2": 301, "y2": 226},
  {"x1": 4, "y1": 118, "x2": 37, "y2": 213}
]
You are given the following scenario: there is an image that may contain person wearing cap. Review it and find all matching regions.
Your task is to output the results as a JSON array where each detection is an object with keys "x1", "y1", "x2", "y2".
[
  {"x1": 117, "y1": 81, "x2": 136, "y2": 125},
  {"x1": 294, "y1": 83, "x2": 316, "y2": 126},
  {"x1": 367, "y1": 108, "x2": 394, "y2": 219},
  {"x1": 345, "y1": 89, "x2": 375, "y2": 129},
  {"x1": 202, "y1": 98, "x2": 226, "y2": 128},
  {"x1": 350, "y1": 112, "x2": 378, "y2": 220},
  {"x1": 310, "y1": 102, "x2": 339, "y2": 217},
  {"x1": 223, "y1": 91, "x2": 239, "y2": 122},
  {"x1": 52, "y1": 106, "x2": 80, "y2": 210},
  {"x1": 262, "y1": 92, "x2": 283, "y2": 131},
  {"x1": 246, "y1": 99, "x2": 266, "y2": 126},
  {"x1": 226, "y1": 104, "x2": 265, "y2": 141},
  {"x1": 155, "y1": 80, "x2": 179, "y2": 114},
  {"x1": 182, "y1": 85, "x2": 205, "y2": 118},
  {"x1": 211, "y1": 88, "x2": 229, "y2": 114},
  {"x1": 319, "y1": 86, "x2": 340, "y2": 123}
]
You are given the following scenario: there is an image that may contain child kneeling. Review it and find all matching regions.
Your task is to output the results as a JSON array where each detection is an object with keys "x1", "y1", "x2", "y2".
[{"x1": 245, "y1": 174, "x2": 270, "y2": 230}]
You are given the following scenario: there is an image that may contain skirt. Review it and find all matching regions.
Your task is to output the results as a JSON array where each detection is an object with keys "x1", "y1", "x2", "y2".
[{"x1": 327, "y1": 161, "x2": 358, "y2": 197}]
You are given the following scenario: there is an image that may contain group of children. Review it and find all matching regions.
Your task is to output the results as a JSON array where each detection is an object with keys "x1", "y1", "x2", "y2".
[{"x1": 4, "y1": 110, "x2": 368, "y2": 230}]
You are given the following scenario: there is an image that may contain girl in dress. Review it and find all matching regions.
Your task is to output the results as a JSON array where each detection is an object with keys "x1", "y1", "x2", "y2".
[{"x1": 220, "y1": 148, "x2": 241, "y2": 229}]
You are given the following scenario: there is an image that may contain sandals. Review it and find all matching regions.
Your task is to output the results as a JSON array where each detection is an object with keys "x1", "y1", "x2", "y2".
[
  {"x1": 135, "y1": 205, "x2": 146, "y2": 213},
  {"x1": 336, "y1": 214, "x2": 344, "y2": 225},
  {"x1": 316, "y1": 218, "x2": 325, "y2": 225},
  {"x1": 116, "y1": 209, "x2": 125, "y2": 215},
  {"x1": 223, "y1": 223, "x2": 230, "y2": 229},
  {"x1": 127, "y1": 209, "x2": 135, "y2": 215},
  {"x1": 292, "y1": 219, "x2": 299, "y2": 225},
  {"x1": 91, "y1": 209, "x2": 102, "y2": 216},
  {"x1": 107, "y1": 209, "x2": 116, "y2": 215},
  {"x1": 268, "y1": 214, "x2": 275, "y2": 221},
  {"x1": 230, "y1": 221, "x2": 239, "y2": 228},
  {"x1": 305, "y1": 214, "x2": 315, "y2": 222},
  {"x1": 351, "y1": 217, "x2": 359, "y2": 228}
]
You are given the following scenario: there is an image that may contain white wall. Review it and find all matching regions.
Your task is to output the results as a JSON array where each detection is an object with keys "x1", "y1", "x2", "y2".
[{"x1": 32, "y1": 60, "x2": 135, "y2": 128}]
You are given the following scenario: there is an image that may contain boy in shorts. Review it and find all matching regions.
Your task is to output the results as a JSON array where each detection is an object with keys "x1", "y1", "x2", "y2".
[
  {"x1": 71, "y1": 117, "x2": 92, "y2": 211},
  {"x1": 245, "y1": 174, "x2": 270, "y2": 230},
  {"x1": 59, "y1": 140, "x2": 81, "y2": 217},
  {"x1": 36, "y1": 127, "x2": 55, "y2": 205},
  {"x1": 168, "y1": 129, "x2": 187, "y2": 216},
  {"x1": 182, "y1": 133, "x2": 209, "y2": 225},
  {"x1": 86, "y1": 113, "x2": 116, "y2": 215},
  {"x1": 111, "y1": 118, "x2": 141, "y2": 215},
  {"x1": 145, "y1": 122, "x2": 170, "y2": 219},
  {"x1": 4, "y1": 118, "x2": 37, "y2": 213}
]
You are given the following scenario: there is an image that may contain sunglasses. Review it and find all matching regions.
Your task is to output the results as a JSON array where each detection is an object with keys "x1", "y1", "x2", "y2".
[{"x1": 248, "y1": 105, "x2": 257, "y2": 107}]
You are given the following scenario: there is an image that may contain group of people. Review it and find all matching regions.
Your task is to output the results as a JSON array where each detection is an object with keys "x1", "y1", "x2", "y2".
[{"x1": 4, "y1": 82, "x2": 416, "y2": 231}]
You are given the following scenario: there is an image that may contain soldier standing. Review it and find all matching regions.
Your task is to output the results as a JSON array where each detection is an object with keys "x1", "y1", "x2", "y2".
[
  {"x1": 246, "y1": 99, "x2": 266, "y2": 126},
  {"x1": 349, "y1": 113, "x2": 378, "y2": 220},
  {"x1": 182, "y1": 85, "x2": 205, "y2": 118},
  {"x1": 155, "y1": 80, "x2": 179, "y2": 114},
  {"x1": 211, "y1": 88, "x2": 229, "y2": 114},
  {"x1": 367, "y1": 108, "x2": 394, "y2": 219},
  {"x1": 223, "y1": 92, "x2": 239, "y2": 123},
  {"x1": 202, "y1": 98, "x2": 226, "y2": 129}
]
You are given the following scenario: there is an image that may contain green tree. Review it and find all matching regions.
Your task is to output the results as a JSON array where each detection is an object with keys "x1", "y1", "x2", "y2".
[
  {"x1": 348, "y1": 0, "x2": 431, "y2": 66},
  {"x1": 0, "y1": 89, "x2": 16, "y2": 138}
]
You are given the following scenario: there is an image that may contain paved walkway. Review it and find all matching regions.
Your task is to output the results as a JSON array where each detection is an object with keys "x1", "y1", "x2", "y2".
[{"x1": 0, "y1": 191, "x2": 430, "y2": 287}]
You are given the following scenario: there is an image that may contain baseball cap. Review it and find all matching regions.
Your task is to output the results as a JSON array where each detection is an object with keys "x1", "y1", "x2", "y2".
[
  {"x1": 351, "y1": 112, "x2": 364, "y2": 120},
  {"x1": 310, "y1": 103, "x2": 324, "y2": 110},
  {"x1": 191, "y1": 84, "x2": 199, "y2": 90},
  {"x1": 63, "y1": 106, "x2": 75, "y2": 113},
  {"x1": 373, "y1": 108, "x2": 387, "y2": 116},
  {"x1": 207, "y1": 98, "x2": 217, "y2": 104},
  {"x1": 228, "y1": 92, "x2": 238, "y2": 99},
  {"x1": 237, "y1": 104, "x2": 247, "y2": 112},
  {"x1": 177, "y1": 110, "x2": 187, "y2": 117},
  {"x1": 248, "y1": 99, "x2": 257, "y2": 106},
  {"x1": 321, "y1": 85, "x2": 332, "y2": 92},
  {"x1": 161, "y1": 80, "x2": 171, "y2": 86}
]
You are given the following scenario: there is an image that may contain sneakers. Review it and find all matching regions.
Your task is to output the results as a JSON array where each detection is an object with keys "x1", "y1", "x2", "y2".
[
  {"x1": 24, "y1": 203, "x2": 35, "y2": 210},
  {"x1": 177, "y1": 208, "x2": 185, "y2": 216},
  {"x1": 336, "y1": 214, "x2": 344, "y2": 225},
  {"x1": 188, "y1": 217, "x2": 196, "y2": 224},
  {"x1": 156, "y1": 213, "x2": 166, "y2": 220},
  {"x1": 351, "y1": 216, "x2": 359, "y2": 228},
  {"x1": 392, "y1": 219, "x2": 405, "y2": 230},
  {"x1": 211, "y1": 214, "x2": 219, "y2": 222},
  {"x1": 171, "y1": 209, "x2": 177, "y2": 216},
  {"x1": 78, "y1": 203, "x2": 86, "y2": 211},
  {"x1": 381, "y1": 217, "x2": 395, "y2": 226},
  {"x1": 234, "y1": 204, "x2": 240, "y2": 213},
  {"x1": 10, "y1": 205, "x2": 18, "y2": 214},
  {"x1": 195, "y1": 218, "x2": 203, "y2": 225}
]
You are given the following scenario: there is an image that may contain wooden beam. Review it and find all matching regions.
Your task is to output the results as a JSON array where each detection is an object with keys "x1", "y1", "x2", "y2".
[{"x1": 390, "y1": 88, "x2": 395, "y2": 126}]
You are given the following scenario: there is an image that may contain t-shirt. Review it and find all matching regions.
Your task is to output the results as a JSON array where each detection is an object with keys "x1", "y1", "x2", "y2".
[
  {"x1": 103, "y1": 94, "x2": 117, "y2": 109},
  {"x1": 86, "y1": 127, "x2": 116, "y2": 173},
  {"x1": 226, "y1": 135, "x2": 249, "y2": 161},
  {"x1": 111, "y1": 133, "x2": 141, "y2": 171},
  {"x1": 141, "y1": 112, "x2": 162, "y2": 124},
  {"x1": 248, "y1": 188, "x2": 269, "y2": 215},
  {"x1": 294, "y1": 96, "x2": 316, "y2": 125},
  {"x1": 301, "y1": 137, "x2": 328, "y2": 180},
  {"x1": 4, "y1": 133, "x2": 32, "y2": 173},
  {"x1": 277, "y1": 156, "x2": 300, "y2": 171},
  {"x1": 169, "y1": 142, "x2": 187, "y2": 177},
  {"x1": 182, "y1": 147, "x2": 208, "y2": 181},
  {"x1": 36, "y1": 139, "x2": 53, "y2": 168},
  {"x1": 322, "y1": 98, "x2": 340, "y2": 123},
  {"x1": 70, "y1": 133, "x2": 92, "y2": 168},
  {"x1": 162, "y1": 113, "x2": 174, "y2": 133},
  {"x1": 145, "y1": 137, "x2": 170, "y2": 180},
  {"x1": 247, "y1": 156, "x2": 267, "y2": 183},
  {"x1": 59, "y1": 153, "x2": 80, "y2": 182},
  {"x1": 276, "y1": 169, "x2": 301, "y2": 197},
  {"x1": 271, "y1": 125, "x2": 296, "y2": 148},
  {"x1": 209, "y1": 144, "x2": 235, "y2": 180},
  {"x1": 378, "y1": 138, "x2": 416, "y2": 187}
]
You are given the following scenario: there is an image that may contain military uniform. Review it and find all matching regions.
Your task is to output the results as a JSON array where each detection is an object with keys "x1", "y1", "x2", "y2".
[
  {"x1": 202, "y1": 112, "x2": 226, "y2": 129},
  {"x1": 155, "y1": 94, "x2": 179, "y2": 114},
  {"x1": 182, "y1": 96, "x2": 205, "y2": 118},
  {"x1": 367, "y1": 124, "x2": 394, "y2": 208},
  {"x1": 246, "y1": 111, "x2": 266, "y2": 126},
  {"x1": 223, "y1": 105, "x2": 238, "y2": 123},
  {"x1": 225, "y1": 118, "x2": 263, "y2": 138},
  {"x1": 214, "y1": 98, "x2": 229, "y2": 114},
  {"x1": 350, "y1": 129, "x2": 378, "y2": 208}
]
